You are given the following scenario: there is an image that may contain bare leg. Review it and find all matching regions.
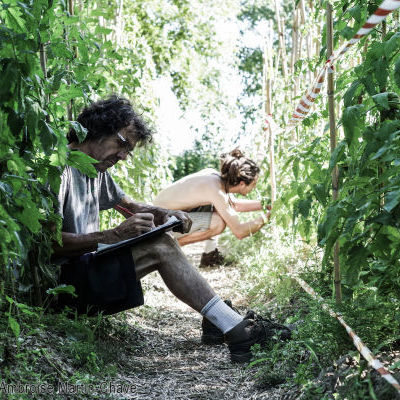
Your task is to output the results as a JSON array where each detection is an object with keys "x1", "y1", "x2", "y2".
[
  {"x1": 131, "y1": 233, "x2": 216, "y2": 312},
  {"x1": 178, "y1": 212, "x2": 226, "y2": 246}
]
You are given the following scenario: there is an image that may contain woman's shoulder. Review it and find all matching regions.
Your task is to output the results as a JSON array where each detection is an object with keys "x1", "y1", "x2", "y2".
[{"x1": 195, "y1": 168, "x2": 219, "y2": 177}]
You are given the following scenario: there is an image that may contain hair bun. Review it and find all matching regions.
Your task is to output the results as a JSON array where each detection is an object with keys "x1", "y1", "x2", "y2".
[{"x1": 219, "y1": 148, "x2": 260, "y2": 188}]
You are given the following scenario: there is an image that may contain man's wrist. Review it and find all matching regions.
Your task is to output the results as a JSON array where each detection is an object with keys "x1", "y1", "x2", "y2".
[{"x1": 101, "y1": 228, "x2": 120, "y2": 244}]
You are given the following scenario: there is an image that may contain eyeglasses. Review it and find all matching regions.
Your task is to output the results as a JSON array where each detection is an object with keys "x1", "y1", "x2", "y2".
[{"x1": 116, "y1": 132, "x2": 134, "y2": 155}]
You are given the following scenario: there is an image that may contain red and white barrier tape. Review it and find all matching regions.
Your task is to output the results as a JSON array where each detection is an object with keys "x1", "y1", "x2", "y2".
[
  {"x1": 289, "y1": 0, "x2": 400, "y2": 126},
  {"x1": 288, "y1": 268, "x2": 400, "y2": 394}
]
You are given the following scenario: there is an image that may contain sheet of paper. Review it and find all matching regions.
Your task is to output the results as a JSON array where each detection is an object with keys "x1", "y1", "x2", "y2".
[{"x1": 96, "y1": 216, "x2": 180, "y2": 253}]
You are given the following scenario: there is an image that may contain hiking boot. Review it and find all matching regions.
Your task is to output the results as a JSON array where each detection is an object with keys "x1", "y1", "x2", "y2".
[
  {"x1": 225, "y1": 313, "x2": 292, "y2": 363},
  {"x1": 244, "y1": 310, "x2": 292, "y2": 342},
  {"x1": 199, "y1": 248, "x2": 226, "y2": 268},
  {"x1": 201, "y1": 299, "x2": 238, "y2": 345}
]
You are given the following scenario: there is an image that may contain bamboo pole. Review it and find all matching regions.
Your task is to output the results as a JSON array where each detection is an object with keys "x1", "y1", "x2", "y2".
[
  {"x1": 274, "y1": 0, "x2": 287, "y2": 78},
  {"x1": 116, "y1": 0, "x2": 124, "y2": 47},
  {"x1": 39, "y1": 43, "x2": 50, "y2": 122},
  {"x1": 264, "y1": 30, "x2": 277, "y2": 205},
  {"x1": 379, "y1": 21, "x2": 387, "y2": 209},
  {"x1": 327, "y1": 3, "x2": 342, "y2": 303},
  {"x1": 32, "y1": 43, "x2": 46, "y2": 305},
  {"x1": 39, "y1": 44, "x2": 47, "y2": 82},
  {"x1": 291, "y1": 5, "x2": 300, "y2": 142},
  {"x1": 291, "y1": 4, "x2": 298, "y2": 76},
  {"x1": 67, "y1": 0, "x2": 75, "y2": 121},
  {"x1": 299, "y1": 0, "x2": 306, "y2": 25}
]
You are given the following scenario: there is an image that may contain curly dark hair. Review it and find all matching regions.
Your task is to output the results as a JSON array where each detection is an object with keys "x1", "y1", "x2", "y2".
[
  {"x1": 220, "y1": 148, "x2": 260, "y2": 188},
  {"x1": 68, "y1": 95, "x2": 153, "y2": 146}
]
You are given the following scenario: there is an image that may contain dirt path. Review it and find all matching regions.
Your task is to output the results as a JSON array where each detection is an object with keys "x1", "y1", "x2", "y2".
[{"x1": 114, "y1": 242, "x2": 284, "y2": 400}]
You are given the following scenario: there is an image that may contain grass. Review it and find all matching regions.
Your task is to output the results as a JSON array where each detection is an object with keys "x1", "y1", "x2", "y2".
[
  {"x1": 221, "y1": 226, "x2": 400, "y2": 399},
  {"x1": 0, "y1": 305, "x2": 143, "y2": 400},
  {"x1": 2, "y1": 226, "x2": 400, "y2": 400}
]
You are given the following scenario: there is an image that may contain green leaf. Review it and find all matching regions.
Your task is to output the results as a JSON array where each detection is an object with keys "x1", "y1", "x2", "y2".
[
  {"x1": 8, "y1": 316, "x2": 20, "y2": 338},
  {"x1": 312, "y1": 184, "x2": 327, "y2": 206},
  {"x1": 368, "y1": 211, "x2": 394, "y2": 226},
  {"x1": 360, "y1": 76, "x2": 377, "y2": 96},
  {"x1": 342, "y1": 105, "x2": 364, "y2": 146},
  {"x1": 292, "y1": 157, "x2": 299, "y2": 179},
  {"x1": 7, "y1": 109, "x2": 24, "y2": 136},
  {"x1": 340, "y1": 26, "x2": 355, "y2": 40},
  {"x1": 5, "y1": 8, "x2": 25, "y2": 33},
  {"x1": 16, "y1": 201, "x2": 42, "y2": 233},
  {"x1": 26, "y1": 109, "x2": 38, "y2": 138},
  {"x1": 67, "y1": 150, "x2": 98, "y2": 178},
  {"x1": 39, "y1": 120, "x2": 57, "y2": 154},
  {"x1": 95, "y1": 26, "x2": 113, "y2": 35},
  {"x1": 343, "y1": 80, "x2": 362, "y2": 107},
  {"x1": 294, "y1": 197, "x2": 312, "y2": 219},
  {"x1": 348, "y1": 5, "x2": 362, "y2": 24},
  {"x1": 384, "y1": 189, "x2": 400, "y2": 213},
  {"x1": 49, "y1": 69, "x2": 67, "y2": 92},
  {"x1": 384, "y1": 32, "x2": 400, "y2": 58},
  {"x1": 372, "y1": 92, "x2": 390, "y2": 111},
  {"x1": 394, "y1": 57, "x2": 400, "y2": 90},
  {"x1": 373, "y1": 59, "x2": 389, "y2": 91},
  {"x1": 371, "y1": 143, "x2": 390, "y2": 160},
  {"x1": 69, "y1": 121, "x2": 88, "y2": 143},
  {"x1": 46, "y1": 285, "x2": 77, "y2": 297},
  {"x1": 329, "y1": 140, "x2": 346, "y2": 170},
  {"x1": 47, "y1": 165, "x2": 61, "y2": 193},
  {"x1": 0, "y1": 60, "x2": 17, "y2": 99}
]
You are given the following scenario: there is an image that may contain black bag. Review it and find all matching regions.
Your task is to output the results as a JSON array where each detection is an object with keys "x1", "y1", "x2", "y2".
[{"x1": 58, "y1": 247, "x2": 144, "y2": 315}]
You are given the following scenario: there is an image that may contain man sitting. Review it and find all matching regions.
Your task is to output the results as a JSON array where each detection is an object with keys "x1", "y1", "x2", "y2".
[
  {"x1": 153, "y1": 149, "x2": 270, "y2": 266},
  {"x1": 53, "y1": 95, "x2": 289, "y2": 363}
]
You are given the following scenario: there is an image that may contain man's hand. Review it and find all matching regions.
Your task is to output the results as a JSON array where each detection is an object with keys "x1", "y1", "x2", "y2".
[
  {"x1": 170, "y1": 210, "x2": 192, "y2": 234},
  {"x1": 152, "y1": 208, "x2": 192, "y2": 234},
  {"x1": 116, "y1": 197, "x2": 192, "y2": 234},
  {"x1": 112, "y1": 213, "x2": 155, "y2": 241}
]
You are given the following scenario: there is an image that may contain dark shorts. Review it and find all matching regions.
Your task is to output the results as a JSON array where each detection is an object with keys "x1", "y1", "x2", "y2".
[
  {"x1": 187, "y1": 205, "x2": 214, "y2": 213},
  {"x1": 58, "y1": 247, "x2": 144, "y2": 316},
  {"x1": 172, "y1": 205, "x2": 214, "y2": 239}
]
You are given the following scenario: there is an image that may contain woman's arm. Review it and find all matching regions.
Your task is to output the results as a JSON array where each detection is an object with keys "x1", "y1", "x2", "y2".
[
  {"x1": 230, "y1": 196, "x2": 262, "y2": 212},
  {"x1": 212, "y1": 190, "x2": 269, "y2": 239}
]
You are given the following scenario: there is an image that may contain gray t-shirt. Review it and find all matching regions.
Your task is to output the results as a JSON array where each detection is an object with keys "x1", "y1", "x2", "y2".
[{"x1": 58, "y1": 166, "x2": 125, "y2": 234}]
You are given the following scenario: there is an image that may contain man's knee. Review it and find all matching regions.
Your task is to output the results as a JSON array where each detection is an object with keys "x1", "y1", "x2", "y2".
[{"x1": 150, "y1": 233, "x2": 183, "y2": 262}]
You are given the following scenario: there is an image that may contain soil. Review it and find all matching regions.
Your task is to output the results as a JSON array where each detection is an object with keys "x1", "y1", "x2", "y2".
[{"x1": 112, "y1": 242, "x2": 285, "y2": 400}]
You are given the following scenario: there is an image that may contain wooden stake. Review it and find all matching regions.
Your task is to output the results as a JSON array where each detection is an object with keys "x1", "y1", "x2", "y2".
[
  {"x1": 274, "y1": 0, "x2": 287, "y2": 78},
  {"x1": 291, "y1": 3, "x2": 298, "y2": 75},
  {"x1": 263, "y1": 30, "x2": 277, "y2": 205},
  {"x1": 67, "y1": 0, "x2": 76, "y2": 121},
  {"x1": 299, "y1": 0, "x2": 306, "y2": 25},
  {"x1": 327, "y1": 3, "x2": 342, "y2": 303},
  {"x1": 116, "y1": 0, "x2": 124, "y2": 47}
]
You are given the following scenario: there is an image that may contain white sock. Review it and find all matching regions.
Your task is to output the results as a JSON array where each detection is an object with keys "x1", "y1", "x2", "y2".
[
  {"x1": 201, "y1": 295, "x2": 243, "y2": 334},
  {"x1": 204, "y1": 238, "x2": 217, "y2": 253}
]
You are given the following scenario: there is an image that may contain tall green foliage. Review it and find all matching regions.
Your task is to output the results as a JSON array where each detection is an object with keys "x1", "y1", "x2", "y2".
[
  {"x1": 172, "y1": 136, "x2": 221, "y2": 180},
  {"x1": 238, "y1": 0, "x2": 400, "y2": 297},
  {"x1": 0, "y1": 0, "x2": 231, "y2": 304},
  {"x1": 1, "y1": 0, "x2": 70, "y2": 301},
  {"x1": 318, "y1": 23, "x2": 400, "y2": 295}
]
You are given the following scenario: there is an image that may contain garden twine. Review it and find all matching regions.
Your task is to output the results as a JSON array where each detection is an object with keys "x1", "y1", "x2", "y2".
[
  {"x1": 287, "y1": 267, "x2": 400, "y2": 395},
  {"x1": 289, "y1": 0, "x2": 400, "y2": 126}
]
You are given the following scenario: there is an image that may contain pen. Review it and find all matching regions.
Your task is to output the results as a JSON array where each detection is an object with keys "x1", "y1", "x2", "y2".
[{"x1": 115, "y1": 204, "x2": 135, "y2": 217}]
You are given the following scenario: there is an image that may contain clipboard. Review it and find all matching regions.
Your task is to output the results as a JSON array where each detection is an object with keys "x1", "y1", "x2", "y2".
[{"x1": 96, "y1": 216, "x2": 183, "y2": 255}]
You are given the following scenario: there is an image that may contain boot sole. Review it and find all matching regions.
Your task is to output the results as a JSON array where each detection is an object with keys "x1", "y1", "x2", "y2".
[
  {"x1": 230, "y1": 351, "x2": 252, "y2": 363},
  {"x1": 201, "y1": 334, "x2": 225, "y2": 345}
]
